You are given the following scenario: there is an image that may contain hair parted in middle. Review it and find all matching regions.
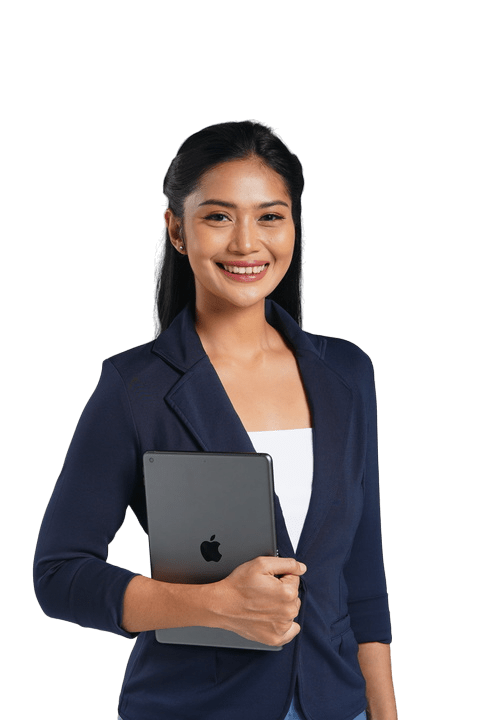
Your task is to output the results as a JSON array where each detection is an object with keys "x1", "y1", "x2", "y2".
[{"x1": 155, "y1": 120, "x2": 305, "y2": 333}]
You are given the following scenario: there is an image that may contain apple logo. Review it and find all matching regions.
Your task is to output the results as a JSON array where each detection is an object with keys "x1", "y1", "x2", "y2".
[{"x1": 200, "y1": 534, "x2": 222, "y2": 562}]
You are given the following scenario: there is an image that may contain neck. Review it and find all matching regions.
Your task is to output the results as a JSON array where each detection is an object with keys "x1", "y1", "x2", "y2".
[{"x1": 195, "y1": 298, "x2": 277, "y2": 361}]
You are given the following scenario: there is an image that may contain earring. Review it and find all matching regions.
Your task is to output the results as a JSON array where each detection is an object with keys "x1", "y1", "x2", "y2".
[{"x1": 179, "y1": 245, "x2": 184, "y2": 251}]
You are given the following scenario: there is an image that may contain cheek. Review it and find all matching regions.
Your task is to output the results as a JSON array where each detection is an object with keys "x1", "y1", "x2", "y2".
[
  {"x1": 185, "y1": 245, "x2": 220, "y2": 288},
  {"x1": 186, "y1": 226, "x2": 221, "y2": 260},
  {"x1": 278, "y1": 231, "x2": 296, "y2": 264}
]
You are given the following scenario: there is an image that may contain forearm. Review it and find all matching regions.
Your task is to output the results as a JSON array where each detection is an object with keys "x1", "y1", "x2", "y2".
[
  {"x1": 357, "y1": 642, "x2": 397, "y2": 720},
  {"x1": 121, "y1": 557, "x2": 305, "y2": 646},
  {"x1": 121, "y1": 575, "x2": 216, "y2": 633}
]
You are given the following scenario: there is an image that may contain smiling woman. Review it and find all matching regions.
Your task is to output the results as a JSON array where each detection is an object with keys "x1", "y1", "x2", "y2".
[
  {"x1": 33, "y1": 121, "x2": 396, "y2": 720},
  {"x1": 166, "y1": 158, "x2": 295, "y2": 311},
  {"x1": 155, "y1": 122, "x2": 304, "y2": 333}
]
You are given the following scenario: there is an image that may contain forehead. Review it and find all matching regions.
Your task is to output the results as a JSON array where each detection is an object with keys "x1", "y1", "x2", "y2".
[{"x1": 186, "y1": 157, "x2": 290, "y2": 209}]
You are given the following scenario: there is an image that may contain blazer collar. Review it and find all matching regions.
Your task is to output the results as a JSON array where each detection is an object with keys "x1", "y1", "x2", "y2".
[
  {"x1": 151, "y1": 300, "x2": 352, "y2": 560},
  {"x1": 151, "y1": 299, "x2": 325, "y2": 370}
]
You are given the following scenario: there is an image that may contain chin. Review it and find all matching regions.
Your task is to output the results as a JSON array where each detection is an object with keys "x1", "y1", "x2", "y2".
[
  {"x1": 223, "y1": 289, "x2": 273, "y2": 308},
  {"x1": 195, "y1": 277, "x2": 280, "y2": 312}
]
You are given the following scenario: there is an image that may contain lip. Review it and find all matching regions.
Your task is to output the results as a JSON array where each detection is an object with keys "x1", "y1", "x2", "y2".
[
  {"x1": 216, "y1": 261, "x2": 270, "y2": 282},
  {"x1": 217, "y1": 261, "x2": 270, "y2": 267}
]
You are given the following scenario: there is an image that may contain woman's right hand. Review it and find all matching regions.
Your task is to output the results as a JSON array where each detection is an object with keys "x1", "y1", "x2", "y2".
[
  {"x1": 208, "y1": 556, "x2": 307, "y2": 647},
  {"x1": 120, "y1": 557, "x2": 306, "y2": 638}
]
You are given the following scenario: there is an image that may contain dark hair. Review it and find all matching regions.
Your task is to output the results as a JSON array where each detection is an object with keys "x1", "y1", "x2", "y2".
[{"x1": 155, "y1": 120, "x2": 304, "y2": 332}]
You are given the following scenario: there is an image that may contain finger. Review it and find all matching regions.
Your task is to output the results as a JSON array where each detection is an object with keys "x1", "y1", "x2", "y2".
[
  {"x1": 256, "y1": 557, "x2": 307, "y2": 576},
  {"x1": 277, "y1": 621, "x2": 301, "y2": 646},
  {"x1": 278, "y1": 575, "x2": 302, "y2": 598},
  {"x1": 279, "y1": 572, "x2": 301, "y2": 585}
]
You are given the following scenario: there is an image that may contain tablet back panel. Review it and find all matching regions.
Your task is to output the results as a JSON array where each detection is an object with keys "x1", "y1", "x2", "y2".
[{"x1": 143, "y1": 451, "x2": 281, "y2": 651}]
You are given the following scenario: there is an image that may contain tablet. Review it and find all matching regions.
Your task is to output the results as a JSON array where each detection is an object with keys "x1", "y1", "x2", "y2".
[{"x1": 143, "y1": 450, "x2": 281, "y2": 651}]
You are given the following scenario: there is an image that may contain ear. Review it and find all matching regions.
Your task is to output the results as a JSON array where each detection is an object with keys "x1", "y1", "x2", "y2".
[{"x1": 165, "y1": 209, "x2": 187, "y2": 254}]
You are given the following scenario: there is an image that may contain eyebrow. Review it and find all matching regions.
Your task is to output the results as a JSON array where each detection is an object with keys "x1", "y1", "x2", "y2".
[{"x1": 197, "y1": 199, "x2": 290, "y2": 209}]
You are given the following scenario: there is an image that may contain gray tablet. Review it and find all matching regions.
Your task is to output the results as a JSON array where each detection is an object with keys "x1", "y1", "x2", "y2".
[{"x1": 143, "y1": 451, "x2": 281, "y2": 651}]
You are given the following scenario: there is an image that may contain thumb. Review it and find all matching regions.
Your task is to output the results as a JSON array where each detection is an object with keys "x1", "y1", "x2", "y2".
[{"x1": 258, "y1": 556, "x2": 307, "y2": 577}]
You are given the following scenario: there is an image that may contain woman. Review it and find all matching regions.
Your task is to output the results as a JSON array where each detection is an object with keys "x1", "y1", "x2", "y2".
[{"x1": 34, "y1": 121, "x2": 397, "y2": 720}]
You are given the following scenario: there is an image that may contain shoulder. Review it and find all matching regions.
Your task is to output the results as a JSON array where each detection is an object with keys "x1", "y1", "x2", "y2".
[
  {"x1": 304, "y1": 330, "x2": 375, "y2": 396},
  {"x1": 105, "y1": 339, "x2": 157, "y2": 376},
  {"x1": 99, "y1": 338, "x2": 181, "y2": 405}
]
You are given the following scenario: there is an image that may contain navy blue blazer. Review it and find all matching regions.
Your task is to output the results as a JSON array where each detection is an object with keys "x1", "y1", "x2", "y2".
[{"x1": 34, "y1": 300, "x2": 392, "y2": 720}]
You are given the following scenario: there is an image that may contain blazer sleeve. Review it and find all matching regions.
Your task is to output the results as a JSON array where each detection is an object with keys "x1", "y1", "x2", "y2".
[
  {"x1": 342, "y1": 356, "x2": 392, "y2": 644},
  {"x1": 33, "y1": 360, "x2": 142, "y2": 638}
]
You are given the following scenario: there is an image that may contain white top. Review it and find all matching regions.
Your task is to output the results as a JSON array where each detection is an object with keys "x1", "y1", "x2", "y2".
[{"x1": 247, "y1": 428, "x2": 314, "y2": 553}]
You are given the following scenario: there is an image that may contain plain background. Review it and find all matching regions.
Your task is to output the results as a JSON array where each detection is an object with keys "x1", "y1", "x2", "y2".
[{"x1": 2, "y1": 1, "x2": 478, "y2": 718}]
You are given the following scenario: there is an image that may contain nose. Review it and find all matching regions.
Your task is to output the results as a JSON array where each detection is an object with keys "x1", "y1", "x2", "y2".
[{"x1": 227, "y1": 217, "x2": 260, "y2": 255}]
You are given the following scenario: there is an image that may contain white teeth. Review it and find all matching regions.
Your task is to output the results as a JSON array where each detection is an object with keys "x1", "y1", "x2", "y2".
[{"x1": 222, "y1": 264, "x2": 266, "y2": 274}]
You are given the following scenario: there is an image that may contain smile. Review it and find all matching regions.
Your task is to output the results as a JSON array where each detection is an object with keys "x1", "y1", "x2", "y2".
[
  {"x1": 217, "y1": 262, "x2": 270, "y2": 282},
  {"x1": 220, "y1": 263, "x2": 267, "y2": 275}
]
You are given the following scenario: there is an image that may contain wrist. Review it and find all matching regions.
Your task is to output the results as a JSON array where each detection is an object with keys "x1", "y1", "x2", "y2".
[{"x1": 197, "y1": 580, "x2": 230, "y2": 630}]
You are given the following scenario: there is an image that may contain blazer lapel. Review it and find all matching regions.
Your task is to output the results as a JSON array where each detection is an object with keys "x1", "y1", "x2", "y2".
[
  {"x1": 165, "y1": 355, "x2": 255, "y2": 454},
  {"x1": 265, "y1": 303, "x2": 354, "y2": 559},
  {"x1": 292, "y1": 349, "x2": 353, "y2": 557},
  {"x1": 152, "y1": 301, "x2": 354, "y2": 560},
  {"x1": 152, "y1": 303, "x2": 256, "y2": 455}
]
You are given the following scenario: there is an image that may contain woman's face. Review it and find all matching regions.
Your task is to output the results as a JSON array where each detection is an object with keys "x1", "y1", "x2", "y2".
[{"x1": 166, "y1": 156, "x2": 295, "y2": 312}]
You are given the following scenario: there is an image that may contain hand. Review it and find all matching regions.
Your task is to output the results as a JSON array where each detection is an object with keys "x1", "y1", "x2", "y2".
[{"x1": 209, "y1": 556, "x2": 307, "y2": 646}]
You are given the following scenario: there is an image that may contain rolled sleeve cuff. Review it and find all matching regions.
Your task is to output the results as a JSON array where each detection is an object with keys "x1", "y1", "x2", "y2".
[{"x1": 348, "y1": 593, "x2": 392, "y2": 644}]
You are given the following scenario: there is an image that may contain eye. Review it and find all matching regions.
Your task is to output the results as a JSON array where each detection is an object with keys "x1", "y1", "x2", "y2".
[
  {"x1": 204, "y1": 212, "x2": 230, "y2": 222},
  {"x1": 260, "y1": 213, "x2": 284, "y2": 222}
]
